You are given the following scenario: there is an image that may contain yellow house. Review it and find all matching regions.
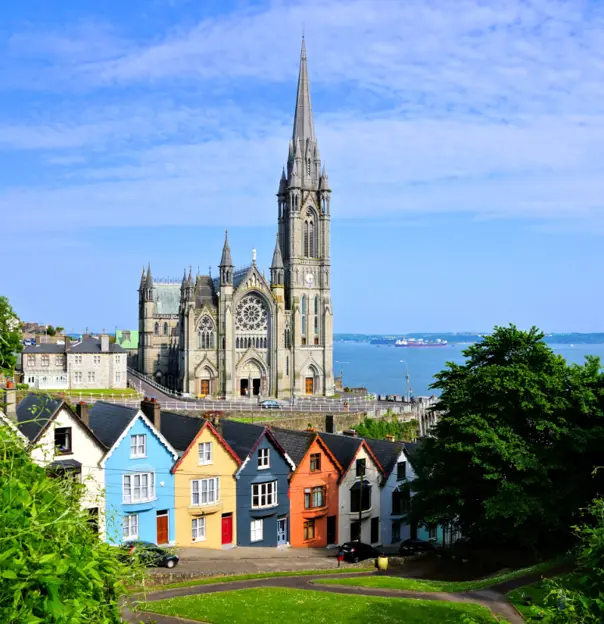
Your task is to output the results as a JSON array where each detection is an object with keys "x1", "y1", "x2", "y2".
[{"x1": 172, "y1": 419, "x2": 240, "y2": 548}]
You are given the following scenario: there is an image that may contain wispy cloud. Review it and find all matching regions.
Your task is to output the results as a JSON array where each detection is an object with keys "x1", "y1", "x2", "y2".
[{"x1": 3, "y1": 0, "x2": 604, "y2": 233}]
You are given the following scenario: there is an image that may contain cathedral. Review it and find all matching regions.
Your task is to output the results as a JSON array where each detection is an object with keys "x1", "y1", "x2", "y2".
[{"x1": 137, "y1": 39, "x2": 334, "y2": 399}]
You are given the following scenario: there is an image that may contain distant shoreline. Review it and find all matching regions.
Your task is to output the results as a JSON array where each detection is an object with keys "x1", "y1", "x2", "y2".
[{"x1": 335, "y1": 333, "x2": 604, "y2": 346}]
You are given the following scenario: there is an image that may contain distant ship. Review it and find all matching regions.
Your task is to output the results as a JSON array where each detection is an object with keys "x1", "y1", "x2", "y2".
[{"x1": 395, "y1": 338, "x2": 448, "y2": 348}]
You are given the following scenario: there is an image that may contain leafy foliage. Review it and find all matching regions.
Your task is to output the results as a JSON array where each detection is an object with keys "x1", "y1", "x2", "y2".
[
  {"x1": 354, "y1": 414, "x2": 419, "y2": 442},
  {"x1": 46, "y1": 325, "x2": 56, "y2": 337},
  {"x1": 411, "y1": 324, "x2": 604, "y2": 551},
  {"x1": 0, "y1": 422, "x2": 143, "y2": 623},
  {"x1": 0, "y1": 296, "x2": 22, "y2": 374}
]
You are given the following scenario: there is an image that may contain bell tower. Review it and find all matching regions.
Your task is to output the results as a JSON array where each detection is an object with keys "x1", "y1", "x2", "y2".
[{"x1": 277, "y1": 37, "x2": 334, "y2": 396}]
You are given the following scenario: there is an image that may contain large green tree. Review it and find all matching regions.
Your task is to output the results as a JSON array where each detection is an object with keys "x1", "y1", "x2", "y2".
[
  {"x1": 0, "y1": 296, "x2": 22, "y2": 375},
  {"x1": 0, "y1": 421, "x2": 143, "y2": 623},
  {"x1": 411, "y1": 325, "x2": 604, "y2": 550}
]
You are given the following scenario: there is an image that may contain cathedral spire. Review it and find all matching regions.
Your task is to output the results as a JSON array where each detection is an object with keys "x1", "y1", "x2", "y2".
[
  {"x1": 292, "y1": 36, "x2": 315, "y2": 143},
  {"x1": 219, "y1": 230, "x2": 233, "y2": 267},
  {"x1": 145, "y1": 262, "x2": 153, "y2": 289},
  {"x1": 271, "y1": 234, "x2": 284, "y2": 270},
  {"x1": 139, "y1": 265, "x2": 146, "y2": 290}
]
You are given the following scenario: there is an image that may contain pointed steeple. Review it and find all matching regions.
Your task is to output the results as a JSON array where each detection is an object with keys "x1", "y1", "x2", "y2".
[
  {"x1": 181, "y1": 268, "x2": 187, "y2": 290},
  {"x1": 319, "y1": 162, "x2": 330, "y2": 191},
  {"x1": 145, "y1": 262, "x2": 153, "y2": 289},
  {"x1": 139, "y1": 265, "x2": 146, "y2": 289},
  {"x1": 219, "y1": 230, "x2": 233, "y2": 267},
  {"x1": 271, "y1": 234, "x2": 284, "y2": 270},
  {"x1": 278, "y1": 167, "x2": 287, "y2": 194},
  {"x1": 292, "y1": 36, "x2": 315, "y2": 143}
]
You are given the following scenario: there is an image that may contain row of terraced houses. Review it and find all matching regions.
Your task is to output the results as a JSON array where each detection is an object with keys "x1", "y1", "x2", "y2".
[{"x1": 2, "y1": 392, "x2": 443, "y2": 549}]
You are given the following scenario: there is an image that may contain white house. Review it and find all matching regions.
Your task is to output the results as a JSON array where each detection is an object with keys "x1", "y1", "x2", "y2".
[
  {"x1": 14, "y1": 393, "x2": 107, "y2": 537},
  {"x1": 319, "y1": 432, "x2": 384, "y2": 547}
]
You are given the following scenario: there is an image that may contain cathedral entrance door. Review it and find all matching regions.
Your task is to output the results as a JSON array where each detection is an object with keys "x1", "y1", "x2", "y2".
[
  {"x1": 240, "y1": 379, "x2": 249, "y2": 397},
  {"x1": 200, "y1": 380, "x2": 210, "y2": 396},
  {"x1": 252, "y1": 378, "x2": 261, "y2": 396},
  {"x1": 305, "y1": 377, "x2": 314, "y2": 395}
]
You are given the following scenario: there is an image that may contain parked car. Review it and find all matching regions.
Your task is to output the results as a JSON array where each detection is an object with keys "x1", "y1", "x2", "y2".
[
  {"x1": 119, "y1": 541, "x2": 179, "y2": 568},
  {"x1": 398, "y1": 538, "x2": 436, "y2": 556},
  {"x1": 260, "y1": 399, "x2": 282, "y2": 409},
  {"x1": 339, "y1": 541, "x2": 380, "y2": 563}
]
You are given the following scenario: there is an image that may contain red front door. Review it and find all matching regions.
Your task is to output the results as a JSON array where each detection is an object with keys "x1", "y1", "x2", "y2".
[
  {"x1": 156, "y1": 512, "x2": 169, "y2": 545},
  {"x1": 221, "y1": 513, "x2": 233, "y2": 545}
]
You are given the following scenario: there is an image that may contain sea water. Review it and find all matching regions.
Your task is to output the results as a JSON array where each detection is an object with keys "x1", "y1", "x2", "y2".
[{"x1": 333, "y1": 342, "x2": 604, "y2": 396}]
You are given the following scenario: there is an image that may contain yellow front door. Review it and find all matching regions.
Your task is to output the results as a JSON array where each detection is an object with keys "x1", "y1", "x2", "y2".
[{"x1": 305, "y1": 377, "x2": 314, "y2": 395}]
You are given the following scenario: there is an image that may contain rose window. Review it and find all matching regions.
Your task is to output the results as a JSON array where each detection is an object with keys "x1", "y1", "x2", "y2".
[{"x1": 235, "y1": 295, "x2": 268, "y2": 331}]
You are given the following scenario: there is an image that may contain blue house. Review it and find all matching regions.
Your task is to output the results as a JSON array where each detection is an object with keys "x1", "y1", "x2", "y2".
[
  {"x1": 88, "y1": 400, "x2": 179, "y2": 545},
  {"x1": 218, "y1": 420, "x2": 294, "y2": 547}
]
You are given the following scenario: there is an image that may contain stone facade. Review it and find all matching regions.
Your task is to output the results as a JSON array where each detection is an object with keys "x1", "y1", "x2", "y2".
[
  {"x1": 137, "y1": 39, "x2": 334, "y2": 400},
  {"x1": 22, "y1": 335, "x2": 127, "y2": 390}
]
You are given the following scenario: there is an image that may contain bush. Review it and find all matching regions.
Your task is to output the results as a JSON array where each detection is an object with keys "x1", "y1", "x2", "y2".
[
  {"x1": 0, "y1": 422, "x2": 143, "y2": 622},
  {"x1": 16, "y1": 383, "x2": 29, "y2": 390}
]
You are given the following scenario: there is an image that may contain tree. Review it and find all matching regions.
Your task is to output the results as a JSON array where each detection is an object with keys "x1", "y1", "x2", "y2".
[
  {"x1": 0, "y1": 296, "x2": 22, "y2": 375},
  {"x1": 46, "y1": 325, "x2": 56, "y2": 337},
  {"x1": 355, "y1": 414, "x2": 419, "y2": 442},
  {"x1": 0, "y1": 420, "x2": 143, "y2": 623},
  {"x1": 411, "y1": 324, "x2": 604, "y2": 551},
  {"x1": 55, "y1": 327, "x2": 64, "y2": 335}
]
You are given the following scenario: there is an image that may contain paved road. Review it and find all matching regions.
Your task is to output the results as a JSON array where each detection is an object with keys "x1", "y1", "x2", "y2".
[{"x1": 124, "y1": 567, "x2": 539, "y2": 624}]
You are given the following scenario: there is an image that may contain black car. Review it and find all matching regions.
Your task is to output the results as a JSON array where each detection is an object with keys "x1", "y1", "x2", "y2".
[
  {"x1": 339, "y1": 541, "x2": 380, "y2": 563},
  {"x1": 398, "y1": 538, "x2": 436, "y2": 556},
  {"x1": 119, "y1": 541, "x2": 179, "y2": 568}
]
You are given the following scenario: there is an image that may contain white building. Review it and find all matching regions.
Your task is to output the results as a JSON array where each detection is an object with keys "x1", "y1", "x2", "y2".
[
  {"x1": 319, "y1": 432, "x2": 384, "y2": 547},
  {"x1": 11, "y1": 393, "x2": 107, "y2": 537},
  {"x1": 22, "y1": 334, "x2": 127, "y2": 390}
]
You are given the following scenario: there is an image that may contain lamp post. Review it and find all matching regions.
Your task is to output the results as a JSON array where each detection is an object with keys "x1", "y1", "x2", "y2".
[{"x1": 400, "y1": 360, "x2": 411, "y2": 402}]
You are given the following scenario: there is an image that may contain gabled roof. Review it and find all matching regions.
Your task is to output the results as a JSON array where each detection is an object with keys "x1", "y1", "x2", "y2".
[
  {"x1": 172, "y1": 419, "x2": 241, "y2": 473},
  {"x1": 319, "y1": 432, "x2": 384, "y2": 482},
  {"x1": 88, "y1": 401, "x2": 139, "y2": 450},
  {"x1": 365, "y1": 438, "x2": 405, "y2": 480},
  {"x1": 23, "y1": 343, "x2": 65, "y2": 354},
  {"x1": 403, "y1": 441, "x2": 421, "y2": 470},
  {"x1": 271, "y1": 428, "x2": 315, "y2": 466},
  {"x1": 70, "y1": 336, "x2": 125, "y2": 353},
  {"x1": 15, "y1": 394, "x2": 64, "y2": 442},
  {"x1": 217, "y1": 420, "x2": 295, "y2": 473},
  {"x1": 158, "y1": 411, "x2": 205, "y2": 454}
]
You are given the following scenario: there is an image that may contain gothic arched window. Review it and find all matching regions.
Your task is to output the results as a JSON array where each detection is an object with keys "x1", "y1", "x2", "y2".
[
  {"x1": 314, "y1": 295, "x2": 320, "y2": 344},
  {"x1": 307, "y1": 158, "x2": 311, "y2": 176},
  {"x1": 197, "y1": 316, "x2": 215, "y2": 350},
  {"x1": 154, "y1": 322, "x2": 159, "y2": 336},
  {"x1": 304, "y1": 209, "x2": 317, "y2": 258},
  {"x1": 163, "y1": 322, "x2": 169, "y2": 336},
  {"x1": 301, "y1": 295, "x2": 307, "y2": 344}
]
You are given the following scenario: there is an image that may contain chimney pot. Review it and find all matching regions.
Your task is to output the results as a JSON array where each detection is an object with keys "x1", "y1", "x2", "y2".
[
  {"x1": 76, "y1": 402, "x2": 89, "y2": 427},
  {"x1": 141, "y1": 397, "x2": 161, "y2": 430}
]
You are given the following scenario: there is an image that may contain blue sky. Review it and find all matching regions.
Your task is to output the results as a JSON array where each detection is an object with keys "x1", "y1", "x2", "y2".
[{"x1": 2, "y1": 0, "x2": 604, "y2": 334}]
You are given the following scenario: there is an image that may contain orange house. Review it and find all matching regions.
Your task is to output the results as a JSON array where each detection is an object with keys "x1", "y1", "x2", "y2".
[{"x1": 273, "y1": 428, "x2": 342, "y2": 548}]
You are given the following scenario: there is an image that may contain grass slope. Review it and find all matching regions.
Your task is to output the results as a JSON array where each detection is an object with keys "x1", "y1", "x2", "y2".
[
  {"x1": 138, "y1": 587, "x2": 497, "y2": 623},
  {"x1": 507, "y1": 581, "x2": 550, "y2": 622},
  {"x1": 314, "y1": 559, "x2": 559, "y2": 593},
  {"x1": 137, "y1": 567, "x2": 373, "y2": 592}
]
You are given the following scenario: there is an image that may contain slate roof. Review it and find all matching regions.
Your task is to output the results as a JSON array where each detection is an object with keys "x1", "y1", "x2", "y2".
[
  {"x1": 70, "y1": 336, "x2": 126, "y2": 353},
  {"x1": 15, "y1": 394, "x2": 63, "y2": 442},
  {"x1": 87, "y1": 401, "x2": 138, "y2": 450},
  {"x1": 318, "y1": 432, "x2": 363, "y2": 473},
  {"x1": 271, "y1": 428, "x2": 315, "y2": 466},
  {"x1": 365, "y1": 438, "x2": 405, "y2": 480},
  {"x1": 403, "y1": 441, "x2": 421, "y2": 469},
  {"x1": 233, "y1": 266, "x2": 252, "y2": 289},
  {"x1": 22, "y1": 343, "x2": 65, "y2": 354},
  {"x1": 153, "y1": 283, "x2": 181, "y2": 315},
  {"x1": 159, "y1": 411, "x2": 204, "y2": 454},
  {"x1": 217, "y1": 420, "x2": 266, "y2": 462},
  {"x1": 195, "y1": 276, "x2": 217, "y2": 308}
]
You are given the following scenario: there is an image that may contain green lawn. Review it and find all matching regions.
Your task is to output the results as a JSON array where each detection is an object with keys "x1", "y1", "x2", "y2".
[
  {"x1": 507, "y1": 581, "x2": 550, "y2": 622},
  {"x1": 137, "y1": 567, "x2": 373, "y2": 592},
  {"x1": 314, "y1": 559, "x2": 560, "y2": 593},
  {"x1": 138, "y1": 587, "x2": 498, "y2": 623}
]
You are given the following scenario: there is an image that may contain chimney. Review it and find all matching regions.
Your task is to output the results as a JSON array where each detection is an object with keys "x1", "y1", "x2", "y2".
[
  {"x1": 76, "y1": 401, "x2": 89, "y2": 427},
  {"x1": 343, "y1": 429, "x2": 358, "y2": 438},
  {"x1": 306, "y1": 424, "x2": 315, "y2": 432},
  {"x1": 141, "y1": 397, "x2": 161, "y2": 430},
  {"x1": 65, "y1": 336, "x2": 71, "y2": 351},
  {"x1": 205, "y1": 411, "x2": 223, "y2": 426},
  {"x1": 385, "y1": 434, "x2": 395, "y2": 442},
  {"x1": 325, "y1": 414, "x2": 334, "y2": 434},
  {"x1": 2, "y1": 389, "x2": 17, "y2": 422},
  {"x1": 100, "y1": 334, "x2": 110, "y2": 353}
]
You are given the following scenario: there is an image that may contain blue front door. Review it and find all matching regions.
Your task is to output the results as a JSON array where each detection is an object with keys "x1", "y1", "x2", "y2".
[{"x1": 277, "y1": 517, "x2": 287, "y2": 545}]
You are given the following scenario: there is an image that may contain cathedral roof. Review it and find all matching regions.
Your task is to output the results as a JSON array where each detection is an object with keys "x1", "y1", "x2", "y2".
[
  {"x1": 195, "y1": 275, "x2": 217, "y2": 308},
  {"x1": 153, "y1": 283, "x2": 181, "y2": 315}
]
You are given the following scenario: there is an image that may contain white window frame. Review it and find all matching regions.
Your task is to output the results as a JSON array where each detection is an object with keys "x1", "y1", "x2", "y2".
[
  {"x1": 198, "y1": 441, "x2": 213, "y2": 465},
  {"x1": 116, "y1": 372, "x2": 121, "y2": 383},
  {"x1": 250, "y1": 519, "x2": 263, "y2": 542},
  {"x1": 130, "y1": 434, "x2": 146, "y2": 458},
  {"x1": 74, "y1": 355, "x2": 82, "y2": 366},
  {"x1": 27, "y1": 355, "x2": 35, "y2": 367},
  {"x1": 191, "y1": 477, "x2": 220, "y2": 507},
  {"x1": 41, "y1": 355, "x2": 49, "y2": 367},
  {"x1": 73, "y1": 371, "x2": 82, "y2": 383},
  {"x1": 93, "y1": 355, "x2": 101, "y2": 366},
  {"x1": 258, "y1": 448, "x2": 270, "y2": 470},
  {"x1": 192, "y1": 517, "x2": 206, "y2": 542},
  {"x1": 122, "y1": 514, "x2": 138, "y2": 539},
  {"x1": 87, "y1": 371, "x2": 95, "y2": 382},
  {"x1": 251, "y1": 481, "x2": 277, "y2": 509},
  {"x1": 122, "y1": 473, "x2": 155, "y2": 504}
]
